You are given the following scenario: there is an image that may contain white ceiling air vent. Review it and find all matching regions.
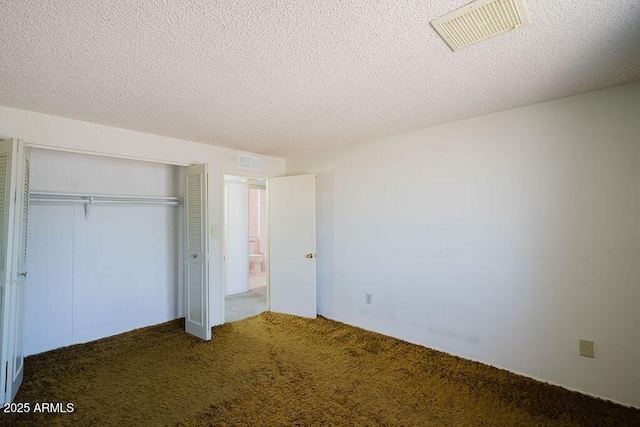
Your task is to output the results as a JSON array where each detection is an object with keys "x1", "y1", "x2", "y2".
[
  {"x1": 237, "y1": 154, "x2": 262, "y2": 171},
  {"x1": 431, "y1": 0, "x2": 530, "y2": 52}
]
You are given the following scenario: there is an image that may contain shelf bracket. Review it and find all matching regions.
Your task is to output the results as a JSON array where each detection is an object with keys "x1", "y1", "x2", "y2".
[{"x1": 84, "y1": 197, "x2": 94, "y2": 220}]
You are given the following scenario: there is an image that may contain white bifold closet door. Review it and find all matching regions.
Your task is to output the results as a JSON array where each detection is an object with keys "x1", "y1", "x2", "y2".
[
  {"x1": 269, "y1": 174, "x2": 316, "y2": 318},
  {"x1": 0, "y1": 138, "x2": 29, "y2": 403},
  {"x1": 184, "y1": 164, "x2": 210, "y2": 340}
]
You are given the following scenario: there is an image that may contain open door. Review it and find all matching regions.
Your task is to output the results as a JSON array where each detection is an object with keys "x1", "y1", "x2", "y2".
[
  {"x1": 184, "y1": 164, "x2": 210, "y2": 340},
  {"x1": 269, "y1": 174, "x2": 316, "y2": 318},
  {"x1": 0, "y1": 138, "x2": 29, "y2": 403}
]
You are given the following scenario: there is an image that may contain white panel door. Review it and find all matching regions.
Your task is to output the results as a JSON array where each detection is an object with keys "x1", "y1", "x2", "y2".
[
  {"x1": 0, "y1": 138, "x2": 29, "y2": 403},
  {"x1": 184, "y1": 164, "x2": 210, "y2": 340},
  {"x1": 225, "y1": 183, "x2": 249, "y2": 295},
  {"x1": 269, "y1": 174, "x2": 316, "y2": 318}
]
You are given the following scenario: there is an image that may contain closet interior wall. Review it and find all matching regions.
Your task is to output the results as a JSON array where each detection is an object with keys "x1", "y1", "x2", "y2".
[{"x1": 26, "y1": 148, "x2": 184, "y2": 356}]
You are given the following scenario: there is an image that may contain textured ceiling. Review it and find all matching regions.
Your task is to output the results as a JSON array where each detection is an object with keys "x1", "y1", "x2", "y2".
[{"x1": 1, "y1": 1, "x2": 639, "y2": 157}]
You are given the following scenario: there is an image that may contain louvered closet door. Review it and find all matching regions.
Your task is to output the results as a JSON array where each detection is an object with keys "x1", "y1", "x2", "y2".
[
  {"x1": 184, "y1": 164, "x2": 210, "y2": 340},
  {"x1": 0, "y1": 139, "x2": 29, "y2": 403}
]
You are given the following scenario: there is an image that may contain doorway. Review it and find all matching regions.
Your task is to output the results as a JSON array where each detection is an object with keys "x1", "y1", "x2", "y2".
[
  {"x1": 25, "y1": 148, "x2": 188, "y2": 355},
  {"x1": 223, "y1": 175, "x2": 268, "y2": 322}
]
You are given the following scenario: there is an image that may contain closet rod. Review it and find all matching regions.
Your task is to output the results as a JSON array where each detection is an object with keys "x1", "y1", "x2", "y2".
[
  {"x1": 30, "y1": 191, "x2": 179, "y2": 202},
  {"x1": 30, "y1": 198, "x2": 180, "y2": 206},
  {"x1": 29, "y1": 191, "x2": 181, "y2": 220}
]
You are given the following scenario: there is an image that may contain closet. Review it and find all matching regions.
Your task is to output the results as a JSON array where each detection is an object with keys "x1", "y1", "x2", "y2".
[{"x1": 25, "y1": 149, "x2": 184, "y2": 356}]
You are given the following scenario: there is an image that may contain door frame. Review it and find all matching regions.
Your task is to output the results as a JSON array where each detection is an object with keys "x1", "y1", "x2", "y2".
[{"x1": 221, "y1": 173, "x2": 270, "y2": 324}]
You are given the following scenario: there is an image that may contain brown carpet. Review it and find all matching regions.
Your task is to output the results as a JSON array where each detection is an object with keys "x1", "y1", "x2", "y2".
[{"x1": 2, "y1": 313, "x2": 639, "y2": 426}]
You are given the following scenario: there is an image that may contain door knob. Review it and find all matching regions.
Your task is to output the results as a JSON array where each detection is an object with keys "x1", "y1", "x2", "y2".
[
  {"x1": 192, "y1": 254, "x2": 198, "y2": 259},
  {"x1": 18, "y1": 272, "x2": 27, "y2": 278},
  {"x1": 305, "y1": 253, "x2": 315, "y2": 259}
]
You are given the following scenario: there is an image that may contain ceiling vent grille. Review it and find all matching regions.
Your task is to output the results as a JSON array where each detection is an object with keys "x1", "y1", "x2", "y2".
[
  {"x1": 431, "y1": 0, "x2": 530, "y2": 51},
  {"x1": 237, "y1": 154, "x2": 262, "y2": 171}
]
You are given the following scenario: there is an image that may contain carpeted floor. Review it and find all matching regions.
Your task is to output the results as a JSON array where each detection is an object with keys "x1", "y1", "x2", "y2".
[{"x1": 3, "y1": 313, "x2": 639, "y2": 426}]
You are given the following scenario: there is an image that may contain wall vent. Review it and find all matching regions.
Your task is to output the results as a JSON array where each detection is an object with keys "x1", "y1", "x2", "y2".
[
  {"x1": 431, "y1": 0, "x2": 530, "y2": 51},
  {"x1": 237, "y1": 154, "x2": 262, "y2": 171}
]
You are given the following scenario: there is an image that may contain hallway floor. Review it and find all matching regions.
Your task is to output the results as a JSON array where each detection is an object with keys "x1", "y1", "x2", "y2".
[
  {"x1": 249, "y1": 271, "x2": 266, "y2": 289},
  {"x1": 225, "y1": 286, "x2": 267, "y2": 323}
]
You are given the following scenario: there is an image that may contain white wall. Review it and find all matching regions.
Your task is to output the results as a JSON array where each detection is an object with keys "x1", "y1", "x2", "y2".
[
  {"x1": 26, "y1": 149, "x2": 182, "y2": 355},
  {"x1": 225, "y1": 182, "x2": 249, "y2": 295},
  {"x1": 286, "y1": 82, "x2": 640, "y2": 408},
  {"x1": 0, "y1": 106, "x2": 285, "y2": 328}
]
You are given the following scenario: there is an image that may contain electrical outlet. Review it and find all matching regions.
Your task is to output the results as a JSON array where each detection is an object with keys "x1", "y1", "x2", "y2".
[
  {"x1": 365, "y1": 294, "x2": 372, "y2": 304},
  {"x1": 579, "y1": 339, "x2": 594, "y2": 358}
]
